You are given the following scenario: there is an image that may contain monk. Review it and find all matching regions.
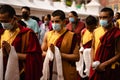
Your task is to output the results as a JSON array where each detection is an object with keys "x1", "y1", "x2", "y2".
[
  {"x1": 89, "y1": 7, "x2": 120, "y2": 80},
  {"x1": 0, "y1": 4, "x2": 43, "y2": 80},
  {"x1": 41, "y1": 10, "x2": 80, "y2": 80},
  {"x1": 66, "y1": 11, "x2": 85, "y2": 45},
  {"x1": 77, "y1": 15, "x2": 97, "y2": 80}
]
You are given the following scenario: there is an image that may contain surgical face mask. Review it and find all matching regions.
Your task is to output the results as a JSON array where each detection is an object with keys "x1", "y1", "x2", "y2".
[
  {"x1": 44, "y1": 21, "x2": 49, "y2": 25},
  {"x1": 1, "y1": 22, "x2": 14, "y2": 30},
  {"x1": 99, "y1": 19, "x2": 108, "y2": 27},
  {"x1": 69, "y1": 17, "x2": 75, "y2": 22},
  {"x1": 52, "y1": 23, "x2": 61, "y2": 31}
]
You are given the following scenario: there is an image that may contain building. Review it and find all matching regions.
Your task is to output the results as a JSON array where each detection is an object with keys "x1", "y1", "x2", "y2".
[
  {"x1": 0, "y1": 0, "x2": 101, "y2": 19},
  {"x1": 100, "y1": 0, "x2": 120, "y2": 12}
]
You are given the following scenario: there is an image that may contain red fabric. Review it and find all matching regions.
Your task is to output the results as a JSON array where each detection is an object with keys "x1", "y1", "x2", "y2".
[
  {"x1": 56, "y1": 30, "x2": 78, "y2": 67},
  {"x1": 2, "y1": 24, "x2": 43, "y2": 80},
  {"x1": 66, "y1": 21, "x2": 85, "y2": 34},
  {"x1": 66, "y1": 21, "x2": 85, "y2": 43},
  {"x1": 56, "y1": 30, "x2": 78, "y2": 54},
  {"x1": 80, "y1": 28, "x2": 92, "y2": 80},
  {"x1": 89, "y1": 27, "x2": 120, "y2": 80},
  {"x1": 81, "y1": 28, "x2": 92, "y2": 49},
  {"x1": 48, "y1": 21, "x2": 53, "y2": 31},
  {"x1": 0, "y1": 27, "x2": 4, "y2": 35},
  {"x1": 56, "y1": 30, "x2": 68, "y2": 49},
  {"x1": 83, "y1": 40, "x2": 92, "y2": 49},
  {"x1": 81, "y1": 28, "x2": 87, "y2": 36}
]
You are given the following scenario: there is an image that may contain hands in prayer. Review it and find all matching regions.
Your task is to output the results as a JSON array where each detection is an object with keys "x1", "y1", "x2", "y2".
[
  {"x1": 50, "y1": 44, "x2": 55, "y2": 54},
  {"x1": 2, "y1": 41, "x2": 11, "y2": 56}
]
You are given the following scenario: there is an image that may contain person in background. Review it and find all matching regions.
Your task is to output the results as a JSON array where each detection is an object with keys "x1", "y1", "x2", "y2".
[
  {"x1": 21, "y1": 6, "x2": 39, "y2": 36},
  {"x1": 41, "y1": 10, "x2": 79, "y2": 80},
  {"x1": 65, "y1": 17, "x2": 69, "y2": 25},
  {"x1": 41, "y1": 16, "x2": 45, "y2": 23},
  {"x1": 77, "y1": 15, "x2": 98, "y2": 80},
  {"x1": 44, "y1": 14, "x2": 52, "y2": 31},
  {"x1": 15, "y1": 15, "x2": 27, "y2": 27},
  {"x1": 39, "y1": 14, "x2": 52, "y2": 44},
  {"x1": 0, "y1": 4, "x2": 43, "y2": 80},
  {"x1": 66, "y1": 11, "x2": 85, "y2": 45},
  {"x1": 89, "y1": 7, "x2": 120, "y2": 80},
  {"x1": 31, "y1": 16, "x2": 42, "y2": 27},
  {"x1": 114, "y1": 12, "x2": 120, "y2": 28},
  {"x1": 17, "y1": 20, "x2": 27, "y2": 27}
]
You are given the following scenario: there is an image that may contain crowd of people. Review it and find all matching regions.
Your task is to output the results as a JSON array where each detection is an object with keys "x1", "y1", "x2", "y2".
[{"x1": 0, "y1": 4, "x2": 120, "y2": 80}]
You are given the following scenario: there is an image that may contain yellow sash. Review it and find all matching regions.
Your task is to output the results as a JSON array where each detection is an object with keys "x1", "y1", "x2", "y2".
[
  {"x1": 94, "y1": 27, "x2": 105, "y2": 54},
  {"x1": 1, "y1": 28, "x2": 20, "y2": 46},
  {"x1": 117, "y1": 19, "x2": 120, "y2": 28},
  {"x1": 94, "y1": 27, "x2": 120, "y2": 69},
  {"x1": 47, "y1": 28, "x2": 66, "y2": 46},
  {"x1": 47, "y1": 28, "x2": 74, "y2": 53},
  {"x1": 82, "y1": 29, "x2": 93, "y2": 45},
  {"x1": 47, "y1": 28, "x2": 78, "y2": 80}
]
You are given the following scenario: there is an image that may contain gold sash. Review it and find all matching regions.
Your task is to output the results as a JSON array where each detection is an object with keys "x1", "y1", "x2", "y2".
[
  {"x1": 47, "y1": 28, "x2": 74, "y2": 54},
  {"x1": 94, "y1": 27, "x2": 105, "y2": 54},
  {"x1": 94, "y1": 27, "x2": 120, "y2": 69},
  {"x1": 1, "y1": 28, "x2": 20, "y2": 46},
  {"x1": 47, "y1": 28, "x2": 77, "y2": 80},
  {"x1": 47, "y1": 28, "x2": 66, "y2": 46},
  {"x1": 117, "y1": 19, "x2": 120, "y2": 28},
  {"x1": 82, "y1": 29, "x2": 93, "y2": 45}
]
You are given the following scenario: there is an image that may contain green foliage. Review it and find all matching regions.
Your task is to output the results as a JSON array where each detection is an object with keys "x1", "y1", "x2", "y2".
[
  {"x1": 53, "y1": 0, "x2": 73, "y2": 6},
  {"x1": 76, "y1": 4, "x2": 81, "y2": 9},
  {"x1": 66, "y1": 0, "x2": 72, "y2": 6}
]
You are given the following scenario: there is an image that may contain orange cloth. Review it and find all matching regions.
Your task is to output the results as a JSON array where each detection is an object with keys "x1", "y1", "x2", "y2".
[
  {"x1": 1, "y1": 28, "x2": 20, "y2": 45},
  {"x1": 93, "y1": 27, "x2": 105, "y2": 57},
  {"x1": 46, "y1": 28, "x2": 79, "y2": 80},
  {"x1": 82, "y1": 29, "x2": 93, "y2": 45}
]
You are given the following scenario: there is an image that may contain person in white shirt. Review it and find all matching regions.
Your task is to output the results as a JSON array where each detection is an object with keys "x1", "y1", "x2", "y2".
[{"x1": 21, "y1": 6, "x2": 39, "y2": 36}]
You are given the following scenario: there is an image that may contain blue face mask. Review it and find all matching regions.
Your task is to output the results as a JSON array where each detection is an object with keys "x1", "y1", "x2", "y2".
[
  {"x1": 99, "y1": 20, "x2": 108, "y2": 27},
  {"x1": 69, "y1": 17, "x2": 75, "y2": 22},
  {"x1": 52, "y1": 23, "x2": 61, "y2": 31}
]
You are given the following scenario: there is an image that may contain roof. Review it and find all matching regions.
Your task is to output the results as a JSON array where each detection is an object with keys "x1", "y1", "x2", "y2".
[{"x1": 0, "y1": 0, "x2": 101, "y2": 16}]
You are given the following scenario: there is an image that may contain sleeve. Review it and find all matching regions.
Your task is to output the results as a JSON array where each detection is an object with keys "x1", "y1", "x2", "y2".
[{"x1": 34, "y1": 21, "x2": 40, "y2": 33}]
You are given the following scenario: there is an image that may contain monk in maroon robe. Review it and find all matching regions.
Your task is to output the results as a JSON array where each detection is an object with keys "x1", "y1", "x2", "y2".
[
  {"x1": 89, "y1": 7, "x2": 120, "y2": 80},
  {"x1": 0, "y1": 5, "x2": 43, "y2": 80},
  {"x1": 90, "y1": 27, "x2": 120, "y2": 80},
  {"x1": 42, "y1": 10, "x2": 79, "y2": 80},
  {"x1": 66, "y1": 11, "x2": 85, "y2": 44}
]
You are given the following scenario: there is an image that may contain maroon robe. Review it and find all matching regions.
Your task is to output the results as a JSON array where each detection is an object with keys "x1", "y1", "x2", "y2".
[
  {"x1": 66, "y1": 21, "x2": 85, "y2": 44},
  {"x1": 78, "y1": 29, "x2": 92, "y2": 80},
  {"x1": 48, "y1": 21, "x2": 53, "y2": 31},
  {"x1": 83, "y1": 41, "x2": 92, "y2": 49},
  {"x1": 2, "y1": 24, "x2": 43, "y2": 80},
  {"x1": 89, "y1": 27, "x2": 120, "y2": 80},
  {"x1": 82, "y1": 29, "x2": 92, "y2": 49},
  {"x1": 81, "y1": 28, "x2": 92, "y2": 49}
]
